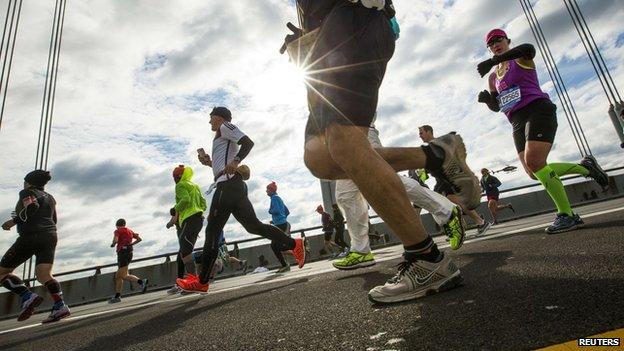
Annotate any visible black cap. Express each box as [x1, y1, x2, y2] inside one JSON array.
[[24, 170, 51, 188], [116, 218, 126, 227], [210, 106, 232, 121]]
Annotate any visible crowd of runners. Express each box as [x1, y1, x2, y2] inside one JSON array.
[[0, 0, 611, 323]]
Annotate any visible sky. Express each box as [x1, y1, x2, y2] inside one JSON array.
[[0, 0, 622, 273]]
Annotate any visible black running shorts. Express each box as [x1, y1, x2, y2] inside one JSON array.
[[511, 98, 558, 153], [304, 2, 395, 139], [117, 248, 133, 268], [0, 233, 57, 268]]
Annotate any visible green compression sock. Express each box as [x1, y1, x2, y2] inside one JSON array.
[[548, 163, 589, 177], [534, 165, 573, 216]]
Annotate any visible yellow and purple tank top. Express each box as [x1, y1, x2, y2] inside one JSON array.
[[494, 59, 550, 119]]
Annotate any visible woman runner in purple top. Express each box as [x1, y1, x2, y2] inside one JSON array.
[[476, 28, 609, 234]]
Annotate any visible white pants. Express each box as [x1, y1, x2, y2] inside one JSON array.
[[336, 179, 371, 254], [399, 176, 454, 225], [335, 176, 455, 253]]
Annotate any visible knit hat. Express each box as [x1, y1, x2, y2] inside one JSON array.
[[24, 170, 51, 188]]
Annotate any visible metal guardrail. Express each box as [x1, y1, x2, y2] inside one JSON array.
[[21, 165, 624, 283]]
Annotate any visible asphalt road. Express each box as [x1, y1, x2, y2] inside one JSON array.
[[1, 199, 623, 351]]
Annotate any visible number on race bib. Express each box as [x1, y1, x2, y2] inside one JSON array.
[[497, 85, 522, 113]]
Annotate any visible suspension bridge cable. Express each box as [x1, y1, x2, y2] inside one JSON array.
[[0, 0, 22, 132], [568, 0, 621, 102]]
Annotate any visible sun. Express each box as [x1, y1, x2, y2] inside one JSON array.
[[250, 59, 309, 107]]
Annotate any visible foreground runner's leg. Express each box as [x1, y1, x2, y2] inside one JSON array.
[[0, 273, 43, 322], [520, 141, 584, 234], [37, 264, 70, 324], [180, 176, 305, 293]]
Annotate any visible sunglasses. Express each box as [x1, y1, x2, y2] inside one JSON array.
[[487, 36, 506, 47]]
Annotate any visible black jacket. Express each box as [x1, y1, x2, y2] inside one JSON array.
[[480, 175, 502, 196], [12, 187, 57, 235]]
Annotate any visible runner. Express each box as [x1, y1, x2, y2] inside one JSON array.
[[331, 203, 349, 257], [282, 1, 474, 303], [418, 125, 492, 236], [316, 205, 342, 257], [0, 170, 70, 323], [172, 164, 206, 282], [176, 107, 305, 293], [108, 219, 148, 303], [477, 28, 608, 233], [266, 181, 293, 273], [480, 168, 514, 224]]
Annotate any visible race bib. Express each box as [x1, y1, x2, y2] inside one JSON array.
[[497, 85, 522, 113]]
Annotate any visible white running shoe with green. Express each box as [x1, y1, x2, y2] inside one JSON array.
[[332, 252, 376, 270], [368, 253, 463, 304]]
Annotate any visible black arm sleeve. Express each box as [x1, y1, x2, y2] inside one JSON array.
[[492, 43, 536, 64], [235, 136, 254, 161]]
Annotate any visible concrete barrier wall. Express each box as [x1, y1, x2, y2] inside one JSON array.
[[1, 175, 622, 318]]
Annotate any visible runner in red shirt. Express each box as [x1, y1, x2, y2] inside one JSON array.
[[108, 219, 149, 303]]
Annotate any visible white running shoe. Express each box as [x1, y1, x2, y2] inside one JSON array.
[[17, 293, 43, 322], [368, 253, 463, 304], [42, 303, 71, 324]]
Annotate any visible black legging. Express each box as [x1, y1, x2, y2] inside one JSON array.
[[175, 227, 185, 278], [273, 222, 292, 267], [199, 175, 296, 283], [176, 253, 185, 278], [178, 213, 203, 257], [334, 224, 348, 249]]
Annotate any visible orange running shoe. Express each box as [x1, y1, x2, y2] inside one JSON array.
[[291, 237, 306, 269], [177, 276, 209, 293], [176, 273, 198, 287]]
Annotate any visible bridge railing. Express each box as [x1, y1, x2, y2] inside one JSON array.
[[20, 165, 623, 284]]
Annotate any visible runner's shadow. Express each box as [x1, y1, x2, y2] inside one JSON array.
[[578, 218, 624, 230], [335, 270, 395, 291], [71, 278, 309, 351], [0, 302, 152, 350]]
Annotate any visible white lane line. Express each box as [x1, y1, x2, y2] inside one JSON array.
[[2, 205, 622, 335]]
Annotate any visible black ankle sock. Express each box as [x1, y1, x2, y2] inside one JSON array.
[[404, 240, 442, 263], [114, 293, 121, 298], [422, 145, 445, 171]]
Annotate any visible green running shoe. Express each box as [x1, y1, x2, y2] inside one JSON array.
[[443, 206, 467, 250], [332, 251, 376, 270]]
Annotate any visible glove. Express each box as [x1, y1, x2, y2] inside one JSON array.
[[478, 90, 491, 103], [279, 22, 303, 54], [477, 58, 495, 77]]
